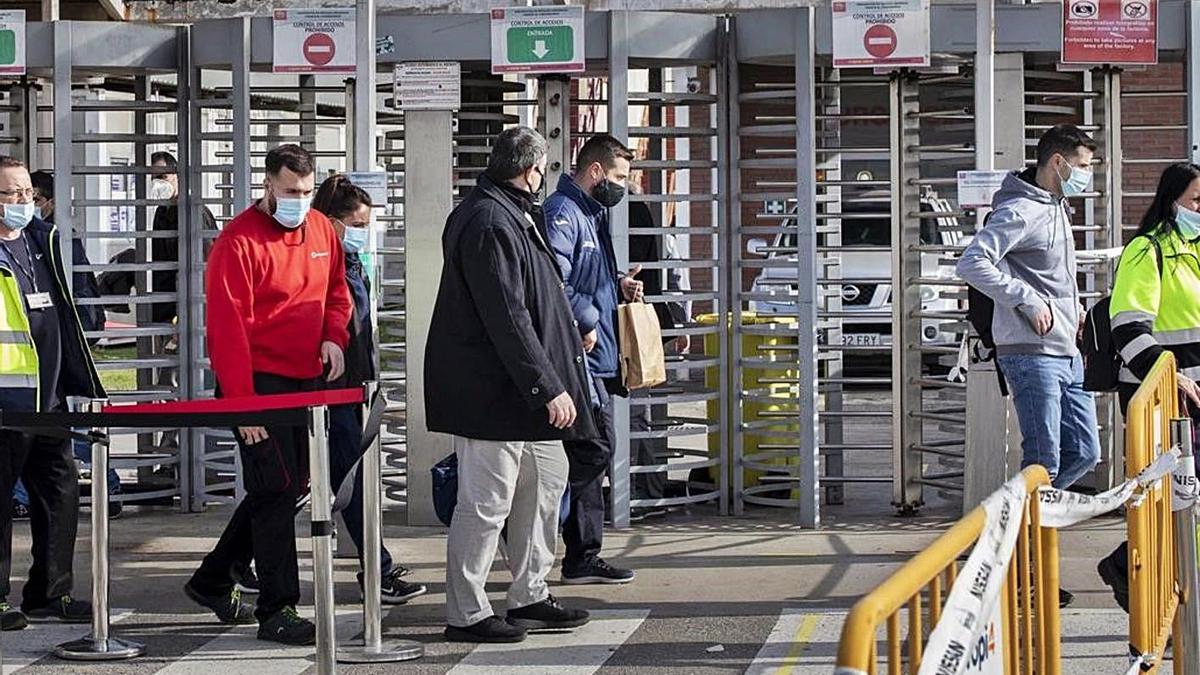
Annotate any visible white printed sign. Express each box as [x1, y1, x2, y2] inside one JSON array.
[[273, 8, 356, 74], [346, 171, 388, 208], [957, 171, 1009, 209], [832, 0, 930, 69], [0, 10, 25, 76], [394, 62, 461, 111]]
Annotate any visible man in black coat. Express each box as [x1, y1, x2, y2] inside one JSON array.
[[425, 127, 597, 644]]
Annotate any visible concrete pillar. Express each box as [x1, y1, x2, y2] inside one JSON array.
[[403, 111, 454, 526]]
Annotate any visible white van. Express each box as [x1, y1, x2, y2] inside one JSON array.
[[746, 193, 964, 354]]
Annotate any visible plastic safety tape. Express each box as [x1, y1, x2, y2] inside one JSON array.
[[1171, 451, 1198, 512], [1038, 448, 1179, 529], [918, 472, 1028, 675]]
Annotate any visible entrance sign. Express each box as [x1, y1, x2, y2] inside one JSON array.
[[273, 8, 356, 74], [394, 62, 461, 111], [490, 6, 585, 75], [1062, 0, 1157, 64], [0, 10, 25, 76], [832, 0, 930, 69], [957, 171, 1008, 209]]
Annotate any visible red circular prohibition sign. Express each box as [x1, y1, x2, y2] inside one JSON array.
[[864, 24, 898, 58], [303, 33, 336, 66]]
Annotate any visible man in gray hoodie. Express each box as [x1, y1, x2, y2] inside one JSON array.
[[957, 124, 1101, 495]]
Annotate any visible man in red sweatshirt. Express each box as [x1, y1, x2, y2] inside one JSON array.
[[183, 144, 352, 646]]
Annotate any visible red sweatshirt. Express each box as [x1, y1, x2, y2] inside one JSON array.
[[205, 204, 353, 399]]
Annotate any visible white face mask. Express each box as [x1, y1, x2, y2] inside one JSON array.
[[149, 178, 175, 202]]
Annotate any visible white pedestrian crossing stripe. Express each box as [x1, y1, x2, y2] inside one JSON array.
[[4, 609, 133, 674], [447, 609, 649, 675], [746, 609, 844, 675]]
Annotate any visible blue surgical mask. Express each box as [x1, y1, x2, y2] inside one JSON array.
[[1176, 204, 1200, 240], [272, 196, 311, 229], [3, 202, 35, 231], [1057, 159, 1092, 198], [341, 225, 370, 253]]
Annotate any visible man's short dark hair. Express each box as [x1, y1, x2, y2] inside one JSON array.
[[486, 127, 548, 181], [1036, 124, 1098, 167], [151, 151, 178, 170], [30, 170, 53, 199], [575, 134, 634, 174], [265, 144, 315, 178]]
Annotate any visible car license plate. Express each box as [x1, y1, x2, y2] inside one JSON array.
[[842, 333, 883, 346]]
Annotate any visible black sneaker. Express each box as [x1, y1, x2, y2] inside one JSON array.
[[445, 616, 527, 643], [23, 595, 90, 623], [359, 566, 427, 605], [1058, 588, 1074, 609], [0, 601, 27, 631], [257, 606, 315, 646], [184, 582, 256, 625], [11, 502, 28, 520], [231, 562, 260, 595], [562, 557, 636, 585], [506, 594, 590, 631], [108, 500, 123, 520], [1098, 554, 1130, 613]]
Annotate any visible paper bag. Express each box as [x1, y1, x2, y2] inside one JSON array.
[[618, 302, 667, 389]]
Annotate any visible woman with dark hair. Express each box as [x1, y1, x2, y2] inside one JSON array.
[[231, 174, 425, 605], [1097, 161, 1200, 612]]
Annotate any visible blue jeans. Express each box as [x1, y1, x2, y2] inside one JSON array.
[[329, 404, 393, 575], [997, 353, 1101, 489], [13, 434, 120, 507]]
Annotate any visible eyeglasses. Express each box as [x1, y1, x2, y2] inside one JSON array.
[[0, 188, 34, 199]]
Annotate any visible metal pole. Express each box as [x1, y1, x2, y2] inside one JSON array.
[[308, 405, 337, 675], [1172, 417, 1200, 675], [56, 400, 144, 660], [1189, 0, 1200, 164], [974, 0, 995, 173], [608, 9, 632, 530], [338, 384, 423, 663]]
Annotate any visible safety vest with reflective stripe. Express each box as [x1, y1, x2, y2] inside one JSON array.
[[0, 221, 104, 413], [0, 267, 38, 398], [1110, 227, 1200, 384]]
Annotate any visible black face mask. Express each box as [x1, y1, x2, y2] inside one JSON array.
[[592, 179, 626, 208]]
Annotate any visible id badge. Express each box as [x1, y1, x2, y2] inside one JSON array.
[[26, 292, 52, 310]]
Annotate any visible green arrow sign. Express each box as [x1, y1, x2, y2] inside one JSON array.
[[506, 26, 573, 64], [0, 31, 14, 66]]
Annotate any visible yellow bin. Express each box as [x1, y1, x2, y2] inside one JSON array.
[[698, 312, 801, 494]]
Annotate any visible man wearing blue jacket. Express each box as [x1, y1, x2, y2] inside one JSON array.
[[544, 134, 640, 585]]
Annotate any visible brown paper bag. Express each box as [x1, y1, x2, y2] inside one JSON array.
[[618, 302, 667, 389]]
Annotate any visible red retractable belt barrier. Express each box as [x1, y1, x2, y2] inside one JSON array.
[[0, 387, 368, 434]]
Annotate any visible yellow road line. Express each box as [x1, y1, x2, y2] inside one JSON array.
[[774, 613, 820, 675]]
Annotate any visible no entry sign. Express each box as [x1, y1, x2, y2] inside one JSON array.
[[1062, 0, 1158, 65], [273, 8, 356, 74], [832, 0, 930, 69]]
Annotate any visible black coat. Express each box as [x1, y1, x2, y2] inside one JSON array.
[[425, 174, 598, 442]]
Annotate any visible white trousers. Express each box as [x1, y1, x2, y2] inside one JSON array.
[[445, 436, 569, 627]]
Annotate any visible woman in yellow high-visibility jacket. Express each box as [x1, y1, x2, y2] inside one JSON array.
[[1097, 161, 1200, 615]]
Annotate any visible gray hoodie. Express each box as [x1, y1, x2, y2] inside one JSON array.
[[956, 169, 1081, 357]]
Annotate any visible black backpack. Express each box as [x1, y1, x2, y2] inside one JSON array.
[[1081, 237, 1163, 392], [966, 285, 1008, 396]]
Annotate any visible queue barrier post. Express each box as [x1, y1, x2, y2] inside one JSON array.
[[1172, 416, 1200, 675], [337, 382, 424, 664], [56, 398, 145, 661], [308, 404, 339, 675]]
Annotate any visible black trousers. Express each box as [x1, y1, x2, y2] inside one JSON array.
[[562, 374, 615, 571], [190, 373, 316, 621], [0, 429, 79, 607]]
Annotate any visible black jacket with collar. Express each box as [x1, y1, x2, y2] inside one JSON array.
[[424, 173, 598, 442]]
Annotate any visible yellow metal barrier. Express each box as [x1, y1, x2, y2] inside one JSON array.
[[835, 465, 1057, 675], [1125, 352, 1180, 669]]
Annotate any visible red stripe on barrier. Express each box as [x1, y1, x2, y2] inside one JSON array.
[[99, 387, 366, 416]]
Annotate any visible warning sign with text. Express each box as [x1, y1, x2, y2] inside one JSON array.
[[273, 8, 356, 74], [394, 62, 461, 111], [1062, 0, 1157, 65], [832, 0, 930, 69], [0, 10, 25, 76]]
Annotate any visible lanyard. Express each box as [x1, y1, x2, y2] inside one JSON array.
[[0, 234, 39, 294]]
